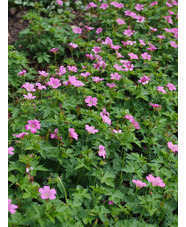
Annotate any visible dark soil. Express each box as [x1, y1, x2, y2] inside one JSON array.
[[8, 11, 29, 45]]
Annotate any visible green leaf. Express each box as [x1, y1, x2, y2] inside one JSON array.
[[109, 190, 123, 203], [101, 171, 115, 187]]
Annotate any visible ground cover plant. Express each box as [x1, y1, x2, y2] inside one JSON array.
[[8, 0, 178, 226]]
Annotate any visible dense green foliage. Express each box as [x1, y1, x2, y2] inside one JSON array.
[[8, 0, 178, 226]]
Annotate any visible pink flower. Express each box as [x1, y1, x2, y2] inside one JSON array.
[[39, 186, 56, 200], [72, 27, 82, 34], [110, 72, 121, 80], [113, 64, 124, 71], [164, 28, 172, 33], [95, 54, 103, 61], [84, 26, 94, 32], [22, 82, 36, 92], [167, 83, 176, 91], [38, 70, 49, 77], [128, 53, 139, 60], [149, 103, 162, 110], [85, 96, 98, 107], [124, 10, 132, 16], [102, 37, 113, 46], [167, 142, 178, 153], [157, 35, 166, 39], [80, 72, 91, 78], [138, 75, 151, 85], [168, 10, 175, 15], [146, 174, 166, 187], [157, 86, 166, 94], [50, 48, 59, 53], [25, 119, 41, 133], [85, 125, 98, 134], [67, 66, 78, 72], [166, 2, 172, 7], [96, 27, 102, 35], [135, 4, 144, 11], [132, 179, 147, 188], [172, 0, 178, 6], [170, 41, 178, 48], [98, 145, 106, 159], [56, 0, 63, 5], [120, 60, 131, 66], [13, 132, 29, 139], [68, 76, 84, 87], [86, 2, 97, 10], [111, 45, 121, 50], [122, 41, 136, 46], [108, 201, 114, 205], [23, 93, 36, 100], [123, 63, 134, 71], [135, 15, 145, 23], [93, 60, 106, 70], [92, 76, 104, 82], [132, 121, 140, 130], [116, 18, 125, 25], [35, 83, 46, 90], [124, 115, 140, 129], [100, 113, 111, 125], [62, 81, 70, 86], [150, 27, 158, 32], [18, 70, 26, 76], [47, 77, 61, 89], [8, 199, 18, 214], [8, 147, 14, 155], [106, 83, 117, 88], [141, 52, 151, 60], [139, 39, 146, 46], [101, 108, 110, 116], [100, 3, 109, 10], [86, 54, 95, 60], [69, 128, 78, 140], [150, 1, 158, 6], [69, 43, 78, 48], [55, 66, 66, 76], [130, 12, 138, 18], [116, 51, 124, 58], [50, 129, 62, 140], [163, 16, 173, 24], [113, 129, 122, 134], [124, 114, 134, 122], [123, 29, 134, 37], [110, 2, 124, 8], [91, 46, 102, 54]]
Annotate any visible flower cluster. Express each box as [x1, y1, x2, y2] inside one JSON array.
[[124, 115, 140, 130], [100, 108, 111, 125], [167, 142, 178, 153]]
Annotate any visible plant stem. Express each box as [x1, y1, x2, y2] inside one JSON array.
[[21, 141, 24, 155], [57, 162, 60, 174], [54, 53, 57, 66], [86, 134, 88, 149], [119, 146, 126, 185], [157, 198, 175, 225], [92, 163, 101, 206], [57, 177, 68, 204]]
